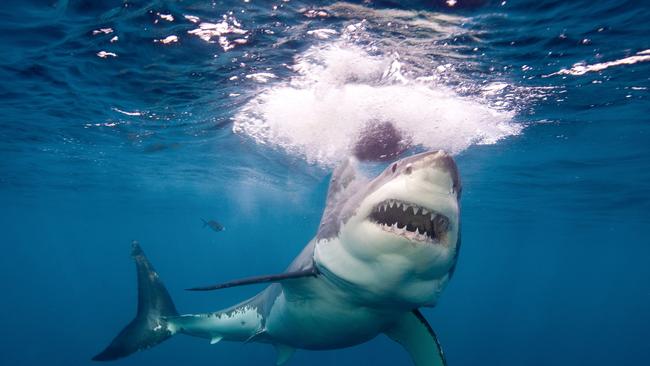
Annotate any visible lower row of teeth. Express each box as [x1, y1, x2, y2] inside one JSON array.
[[380, 222, 431, 241]]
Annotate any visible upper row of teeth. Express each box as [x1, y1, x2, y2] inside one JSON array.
[[379, 200, 432, 217]]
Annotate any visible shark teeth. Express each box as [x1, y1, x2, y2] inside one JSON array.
[[369, 199, 449, 243]]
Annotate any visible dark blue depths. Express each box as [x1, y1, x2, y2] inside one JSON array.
[[1, 1, 649, 366]]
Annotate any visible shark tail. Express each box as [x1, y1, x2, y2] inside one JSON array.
[[201, 218, 207, 228], [92, 241, 179, 361]]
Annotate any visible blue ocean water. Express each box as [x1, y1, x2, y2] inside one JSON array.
[[1, 0, 649, 365]]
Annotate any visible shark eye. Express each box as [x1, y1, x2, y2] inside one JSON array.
[[391, 163, 397, 173]]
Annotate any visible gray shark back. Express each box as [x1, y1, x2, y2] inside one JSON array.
[[317, 158, 368, 240]]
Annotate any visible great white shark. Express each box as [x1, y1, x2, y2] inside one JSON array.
[[93, 150, 462, 366]]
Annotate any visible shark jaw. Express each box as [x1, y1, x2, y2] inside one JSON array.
[[368, 199, 450, 245]]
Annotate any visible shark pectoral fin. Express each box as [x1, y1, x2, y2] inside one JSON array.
[[186, 268, 318, 292], [385, 310, 447, 366], [210, 336, 223, 345], [273, 344, 296, 366]]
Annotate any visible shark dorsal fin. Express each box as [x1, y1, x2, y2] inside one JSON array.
[[317, 158, 367, 239], [324, 157, 359, 205]]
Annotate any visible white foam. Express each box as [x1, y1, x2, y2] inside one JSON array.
[[184, 15, 200, 23], [307, 28, 338, 39], [157, 13, 174, 22], [155, 35, 178, 44], [233, 44, 518, 166], [97, 51, 117, 58], [187, 19, 246, 51], [548, 49, 650, 76], [92, 28, 113, 35], [245, 73, 277, 83], [112, 107, 141, 116]]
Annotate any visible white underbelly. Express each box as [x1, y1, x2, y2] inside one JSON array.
[[265, 279, 393, 349]]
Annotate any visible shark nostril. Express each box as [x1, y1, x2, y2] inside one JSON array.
[[391, 163, 397, 173], [404, 164, 412, 175]]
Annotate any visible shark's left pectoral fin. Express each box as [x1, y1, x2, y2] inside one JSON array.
[[186, 268, 318, 292], [273, 343, 296, 366], [385, 310, 447, 366]]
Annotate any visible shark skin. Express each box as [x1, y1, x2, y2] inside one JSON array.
[[94, 150, 462, 366]]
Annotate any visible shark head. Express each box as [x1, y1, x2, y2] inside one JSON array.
[[314, 150, 461, 308]]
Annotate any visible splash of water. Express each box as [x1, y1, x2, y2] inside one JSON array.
[[233, 43, 519, 166]]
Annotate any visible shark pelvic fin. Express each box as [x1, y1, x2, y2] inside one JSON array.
[[210, 335, 223, 345], [384, 310, 447, 366], [186, 267, 319, 292], [274, 344, 296, 366]]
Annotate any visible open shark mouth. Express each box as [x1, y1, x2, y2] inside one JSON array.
[[369, 199, 449, 244]]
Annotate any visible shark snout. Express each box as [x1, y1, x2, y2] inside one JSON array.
[[403, 150, 461, 196]]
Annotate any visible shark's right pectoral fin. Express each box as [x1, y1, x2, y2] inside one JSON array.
[[385, 310, 447, 366], [273, 343, 296, 366]]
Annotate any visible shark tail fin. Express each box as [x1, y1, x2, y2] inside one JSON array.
[[92, 241, 179, 361], [201, 218, 207, 228]]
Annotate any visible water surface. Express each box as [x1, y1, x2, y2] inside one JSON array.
[[1, 1, 649, 365]]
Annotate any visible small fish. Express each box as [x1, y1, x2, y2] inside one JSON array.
[[143, 142, 180, 153], [201, 218, 224, 232]]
